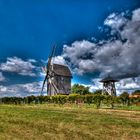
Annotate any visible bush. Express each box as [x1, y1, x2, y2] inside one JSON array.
[[1, 91, 140, 109], [51, 95, 67, 105], [119, 92, 130, 106], [84, 94, 94, 105], [67, 94, 79, 103], [93, 94, 104, 108], [103, 95, 116, 108]]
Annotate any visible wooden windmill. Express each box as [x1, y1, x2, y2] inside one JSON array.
[[41, 46, 72, 96]]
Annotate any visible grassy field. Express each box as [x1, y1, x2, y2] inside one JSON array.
[[0, 104, 140, 140]]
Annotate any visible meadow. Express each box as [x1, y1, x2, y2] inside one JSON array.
[[0, 104, 140, 140]]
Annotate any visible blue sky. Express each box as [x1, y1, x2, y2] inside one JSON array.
[[0, 0, 140, 96]]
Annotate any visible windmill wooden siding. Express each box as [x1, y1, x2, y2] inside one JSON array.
[[47, 64, 72, 96]]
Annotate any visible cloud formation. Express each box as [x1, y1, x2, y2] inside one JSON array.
[[53, 56, 66, 65], [0, 72, 5, 81], [0, 81, 46, 97], [104, 12, 128, 30], [60, 8, 140, 81], [0, 57, 37, 77]]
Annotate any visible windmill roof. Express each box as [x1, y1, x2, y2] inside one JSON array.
[[52, 64, 72, 77]]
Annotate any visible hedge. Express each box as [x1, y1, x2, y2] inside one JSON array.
[[0, 94, 140, 108]]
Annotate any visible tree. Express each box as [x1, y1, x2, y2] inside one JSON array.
[[68, 94, 80, 103], [84, 94, 94, 105], [103, 95, 116, 109], [71, 84, 90, 95], [119, 92, 130, 106], [51, 95, 67, 105], [132, 90, 140, 95], [93, 94, 104, 108], [94, 90, 102, 95]]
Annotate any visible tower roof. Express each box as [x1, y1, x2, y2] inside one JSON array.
[[52, 64, 72, 77], [100, 76, 118, 83]]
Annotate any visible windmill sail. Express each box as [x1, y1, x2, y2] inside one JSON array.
[[41, 75, 47, 95], [41, 45, 57, 95]]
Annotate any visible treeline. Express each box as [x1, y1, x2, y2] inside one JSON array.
[[0, 92, 140, 108]]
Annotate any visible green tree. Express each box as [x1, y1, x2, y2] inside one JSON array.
[[84, 94, 94, 105], [119, 92, 130, 106], [68, 94, 79, 103], [93, 94, 104, 108], [132, 90, 140, 95], [103, 95, 116, 109], [71, 84, 90, 95], [94, 90, 102, 95]]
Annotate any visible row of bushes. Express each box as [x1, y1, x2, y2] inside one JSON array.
[[0, 94, 140, 108]]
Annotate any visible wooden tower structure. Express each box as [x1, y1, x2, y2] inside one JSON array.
[[100, 76, 118, 96]]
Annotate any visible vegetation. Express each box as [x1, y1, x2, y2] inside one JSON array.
[[0, 93, 140, 109], [71, 84, 90, 94], [0, 104, 140, 140], [132, 90, 140, 95], [119, 92, 130, 106]]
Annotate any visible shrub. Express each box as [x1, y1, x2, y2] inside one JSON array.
[[119, 92, 130, 106], [84, 94, 94, 105], [93, 94, 104, 109], [51, 95, 67, 105], [103, 95, 116, 108]]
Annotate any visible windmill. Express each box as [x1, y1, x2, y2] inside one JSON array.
[[41, 45, 72, 96]]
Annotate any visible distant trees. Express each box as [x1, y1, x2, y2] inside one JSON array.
[[94, 90, 102, 95], [129, 90, 140, 106], [0, 90, 140, 108], [119, 92, 130, 106], [132, 90, 140, 95], [1, 97, 24, 104], [71, 84, 90, 95]]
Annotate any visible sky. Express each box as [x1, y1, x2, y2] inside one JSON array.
[[0, 0, 140, 96]]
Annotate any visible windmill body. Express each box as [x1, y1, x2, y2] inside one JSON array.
[[41, 46, 72, 96], [47, 64, 72, 96]]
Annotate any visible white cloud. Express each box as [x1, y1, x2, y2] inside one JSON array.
[[28, 59, 37, 63], [132, 8, 140, 22], [104, 12, 128, 30], [116, 77, 140, 90], [88, 78, 103, 92], [0, 72, 5, 81], [52, 56, 66, 65], [62, 40, 97, 75], [60, 8, 140, 80], [0, 57, 37, 76], [0, 81, 47, 97]]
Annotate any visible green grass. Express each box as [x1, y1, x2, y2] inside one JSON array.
[[0, 104, 140, 140], [115, 105, 140, 111]]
